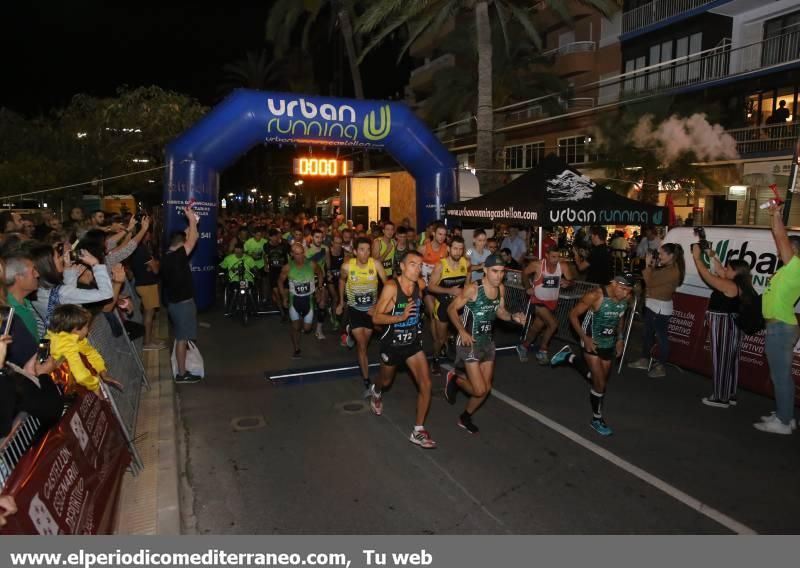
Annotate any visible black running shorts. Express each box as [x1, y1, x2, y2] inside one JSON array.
[[379, 343, 423, 367], [348, 306, 373, 330]]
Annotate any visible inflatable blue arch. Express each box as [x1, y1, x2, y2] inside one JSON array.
[[164, 90, 457, 309]]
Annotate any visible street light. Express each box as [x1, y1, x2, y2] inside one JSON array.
[[250, 188, 258, 193]]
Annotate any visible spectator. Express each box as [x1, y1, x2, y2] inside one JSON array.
[[486, 237, 499, 255], [129, 225, 164, 350], [501, 226, 526, 264], [636, 225, 662, 258], [466, 229, 491, 282], [691, 245, 751, 408], [755, 204, 800, 434], [29, 243, 114, 338], [4, 251, 41, 342], [772, 100, 790, 123], [0, 212, 22, 234], [610, 231, 629, 252], [161, 206, 201, 384], [628, 243, 685, 378], [47, 304, 122, 398], [88, 210, 106, 230], [574, 226, 612, 285], [0, 496, 16, 528], [499, 248, 522, 270]]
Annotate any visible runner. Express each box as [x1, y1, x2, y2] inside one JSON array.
[[427, 236, 469, 376], [244, 227, 268, 305], [516, 247, 575, 364], [264, 228, 291, 320], [372, 221, 397, 278], [445, 255, 526, 434], [306, 228, 330, 340], [420, 223, 449, 321], [550, 275, 633, 436], [327, 234, 346, 331], [337, 237, 388, 393], [393, 226, 412, 277], [341, 228, 355, 256], [369, 249, 437, 449], [279, 243, 325, 358], [466, 229, 491, 283]]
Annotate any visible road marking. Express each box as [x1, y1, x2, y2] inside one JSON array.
[[491, 388, 757, 535]]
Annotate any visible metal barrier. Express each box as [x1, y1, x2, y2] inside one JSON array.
[[0, 414, 41, 488], [503, 277, 638, 374]]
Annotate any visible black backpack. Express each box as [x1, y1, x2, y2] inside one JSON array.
[[736, 286, 765, 336]]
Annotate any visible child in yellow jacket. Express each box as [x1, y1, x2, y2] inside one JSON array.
[[47, 304, 122, 397]]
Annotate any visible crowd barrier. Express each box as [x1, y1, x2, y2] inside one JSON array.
[[503, 272, 638, 373], [0, 277, 149, 532]]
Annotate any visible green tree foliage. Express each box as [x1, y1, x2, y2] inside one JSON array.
[[0, 86, 208, 198]]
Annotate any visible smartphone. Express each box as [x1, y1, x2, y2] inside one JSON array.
[[37, 338, 51, 365], [2, 306, 14, 336]]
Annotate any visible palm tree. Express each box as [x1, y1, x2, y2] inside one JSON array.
[[266, 0, 366, 101], [356, 0, 618, 192], [220, 49, 282, 92]]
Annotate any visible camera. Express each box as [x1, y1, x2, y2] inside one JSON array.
[[693, 227, 711, 251]]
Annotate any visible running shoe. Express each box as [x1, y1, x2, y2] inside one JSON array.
[[409, 429, 437, 448], [292, 349, 301, 359], [458, 414, 479, 434], [515, 344, 529, 363], [728, 397, 737, 407], [445, 370, 459, 405], [369, 384, 382, 416], [647, 364, 666, 378], [701, 396, 729, 408], [315, 328, 326, 340], [758, 412, 797, 431], [346, 326, 355, 349], [535, 350, 550, 365], [627, 357, 650, 370], [550, 345, 573, 367], [590, 418, 613, 436], [431, 358, 442, 376]]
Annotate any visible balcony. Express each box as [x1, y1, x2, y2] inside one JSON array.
[[542, 41, 597, 76], [619, 26, 800, 98], [727, 122, 800, 156], [408, 53, 456, 92], [622, 0, 730, 37]]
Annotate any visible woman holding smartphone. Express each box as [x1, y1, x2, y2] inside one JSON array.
[[30, 242, 114, 337], [691, 245, 753, 408]]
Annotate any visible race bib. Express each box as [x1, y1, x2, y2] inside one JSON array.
[[270, 258, 284, 267], [543, 276, 558, 288], [478, 322, 493, 335], [392, 330, 415, 345], [600, 327, 616, 336], [355, 292, 374, 306], [294, 282, 312, 295]]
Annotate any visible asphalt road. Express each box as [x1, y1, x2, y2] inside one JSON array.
[[176, 306, 800, 534]]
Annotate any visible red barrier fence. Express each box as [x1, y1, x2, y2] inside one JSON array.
[[0, 389, 130, 534], [668, 292, 800, 403]]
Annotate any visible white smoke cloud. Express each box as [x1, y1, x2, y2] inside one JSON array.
[[629, 113, 738, 164]]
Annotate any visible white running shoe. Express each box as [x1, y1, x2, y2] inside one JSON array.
[[758, 412, 797, 431]]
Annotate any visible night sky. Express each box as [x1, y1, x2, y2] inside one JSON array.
[[3, 2, 413, 116]]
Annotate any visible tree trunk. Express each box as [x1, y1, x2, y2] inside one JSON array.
[[475, 1, 493, 194], [337, 6, 371, 170]]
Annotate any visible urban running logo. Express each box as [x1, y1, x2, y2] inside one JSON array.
[[449, 207, 538, 221], [546, 170, 596, 202], [362, 105, 391, 141]]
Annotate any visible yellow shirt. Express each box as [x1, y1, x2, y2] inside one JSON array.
[[47, 330, 107, 392], [345, 258, 379, 311]]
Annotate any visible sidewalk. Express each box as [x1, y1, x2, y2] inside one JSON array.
[[114, 319, 181, 535]]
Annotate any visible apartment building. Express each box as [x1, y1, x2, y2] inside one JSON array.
[[413, 0, 800, 226]]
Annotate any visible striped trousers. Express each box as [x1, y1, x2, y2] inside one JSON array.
[[706, 311, 742, 402]]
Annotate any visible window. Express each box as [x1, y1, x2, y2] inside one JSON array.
[[762, 10, 800, 67], [558, 136, 587, 164], [504, 142, 545, 170]]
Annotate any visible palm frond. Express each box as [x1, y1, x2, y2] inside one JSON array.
[[502, 1, 542, 49]]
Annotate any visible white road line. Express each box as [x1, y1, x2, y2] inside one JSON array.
[[491, 388, 757, 535]]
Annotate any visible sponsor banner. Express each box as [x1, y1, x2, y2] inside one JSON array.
[[0, 391, 131, 535]]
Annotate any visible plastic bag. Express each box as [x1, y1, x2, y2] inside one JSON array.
[[170, 340, 205, 378]]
